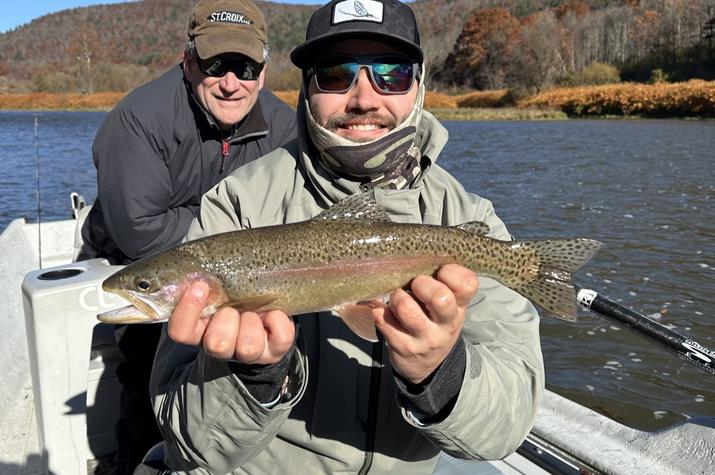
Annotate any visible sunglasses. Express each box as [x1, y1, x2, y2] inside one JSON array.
[[198, 56, 265, 80], [312, 55, 419, 95]]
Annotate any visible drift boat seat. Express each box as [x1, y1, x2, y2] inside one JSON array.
[[22, 258, 126, 475]]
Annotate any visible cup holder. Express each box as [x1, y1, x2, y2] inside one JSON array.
[[37, 268, 85, 281]]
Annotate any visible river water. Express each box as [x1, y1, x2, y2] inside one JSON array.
[[1, 111, 713, 431]]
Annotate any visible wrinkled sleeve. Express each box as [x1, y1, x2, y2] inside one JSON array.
[[151, 326, 307, 472], [93, 107, 197, 260], [399, 194, 545, 461]]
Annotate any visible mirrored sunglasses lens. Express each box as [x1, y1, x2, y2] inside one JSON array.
[[372, 60, 414, 92], [201, 58, 227, 77], [315, 58, 358, 91], [200, 58, 263, 80], [235, 61, 263, 80]]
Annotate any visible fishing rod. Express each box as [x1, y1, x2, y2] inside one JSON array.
[[575, 285, 715, 377], [34, 115, 42, 269]]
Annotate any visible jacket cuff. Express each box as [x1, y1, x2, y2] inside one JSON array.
[[227, 346, 296, 404], [393, 336, 466, 423]]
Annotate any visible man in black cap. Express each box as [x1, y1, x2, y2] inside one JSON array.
[[80, 1, 296, 472], [151, 1, 544, 473]]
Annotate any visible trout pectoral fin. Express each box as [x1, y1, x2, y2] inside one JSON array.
[[336, 304, 379, 342], [218, 295, 278, 313]]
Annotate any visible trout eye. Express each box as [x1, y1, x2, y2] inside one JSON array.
[[134, 277, 154, 293]]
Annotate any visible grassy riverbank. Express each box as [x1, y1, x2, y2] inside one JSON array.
[[1, 81, 713, 119], [429, 107, 567, 121], [271, 90, 567, 119], [521, 80, 715, 118], [0, 92, 126, 111]]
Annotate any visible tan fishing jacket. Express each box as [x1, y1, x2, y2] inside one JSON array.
[[150, 107, 545, 474]]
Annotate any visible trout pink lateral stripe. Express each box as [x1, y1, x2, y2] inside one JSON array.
[[246, 255, 456, 284]]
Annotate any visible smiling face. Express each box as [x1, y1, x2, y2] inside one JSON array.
[[183, 51, 265, 132], [307, 38, 419, 144]]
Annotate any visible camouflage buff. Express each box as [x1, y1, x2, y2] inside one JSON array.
[[304, 79, 426, 190]]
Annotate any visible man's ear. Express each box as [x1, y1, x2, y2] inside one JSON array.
[[182, 50, 194, 75], [257, 64, 267, 90]]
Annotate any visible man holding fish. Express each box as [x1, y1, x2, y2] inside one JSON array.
[[121, 0, 598, 472]]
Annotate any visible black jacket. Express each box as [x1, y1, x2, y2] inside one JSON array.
[[82, 65, 296, 264]]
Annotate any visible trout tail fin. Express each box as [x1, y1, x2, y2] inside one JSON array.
[[513, 239, 602, 321]]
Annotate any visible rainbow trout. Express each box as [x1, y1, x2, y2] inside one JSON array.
[[98, 193, 602, 340]]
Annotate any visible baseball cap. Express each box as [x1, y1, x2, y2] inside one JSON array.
[[290, 0, 423, 69], [188, 0, 267, 63]]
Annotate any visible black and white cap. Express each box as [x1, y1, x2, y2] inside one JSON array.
[[290, 0, 423, 69]]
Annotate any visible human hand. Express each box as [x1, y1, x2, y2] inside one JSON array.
[[373, 264, 478, 385], [167, 281, 295, 364]]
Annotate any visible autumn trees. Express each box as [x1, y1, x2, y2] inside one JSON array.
[[1, 0, 715, 94], [436, 0, 715, 92], [439, 8, 520, 89]]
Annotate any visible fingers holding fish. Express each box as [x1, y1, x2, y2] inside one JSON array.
[[408, 264, 475, 329], [436, 264, 479, 310], [167, 281, 211, 346], [409, 272, 465, 347], [234, 311, 266, 363], [375, 273, 467, 384], [410, 274, 460, 329], [389, 287, 432, 335], [231, 310, 294, 365], [262, 310, 296, 363], [262, 310, 296, 349], [203, 307, 240, 360]]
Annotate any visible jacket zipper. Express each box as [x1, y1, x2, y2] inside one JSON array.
[[357, 339, 384, 475], [220, 139, 229, 174], [218, 129, 268, 175]]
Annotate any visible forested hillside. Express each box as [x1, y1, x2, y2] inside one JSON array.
[[0, 0, 315, 92], [0, 0, 713, 94], [439, 0, 715, 92]]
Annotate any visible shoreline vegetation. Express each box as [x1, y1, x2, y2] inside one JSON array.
[[0, 81, 713, 120]]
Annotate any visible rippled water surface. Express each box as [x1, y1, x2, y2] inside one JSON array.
[[0, 111, 101, 227], [1, 112, 713, 430], [441, 119, 715, 430]]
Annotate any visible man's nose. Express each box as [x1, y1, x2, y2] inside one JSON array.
[[347, 67, 379, 111], [219, 71, 241, 93]]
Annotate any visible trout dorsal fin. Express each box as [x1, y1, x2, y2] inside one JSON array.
[[314, 192, 391, 223], [456, 221, 491, 236]]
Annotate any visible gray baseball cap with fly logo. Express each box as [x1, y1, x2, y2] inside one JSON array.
[[290, 0, 423, 69]]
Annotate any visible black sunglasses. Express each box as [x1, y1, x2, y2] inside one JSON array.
[[198, 56, 265, 80], [312, 55, 419, 95]]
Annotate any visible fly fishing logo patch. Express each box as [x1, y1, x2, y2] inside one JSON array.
[[208, 11, 254, 25], [333, 0, 383, 24]]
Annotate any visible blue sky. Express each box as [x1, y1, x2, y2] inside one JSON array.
[[0, 0, 325, 34]]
